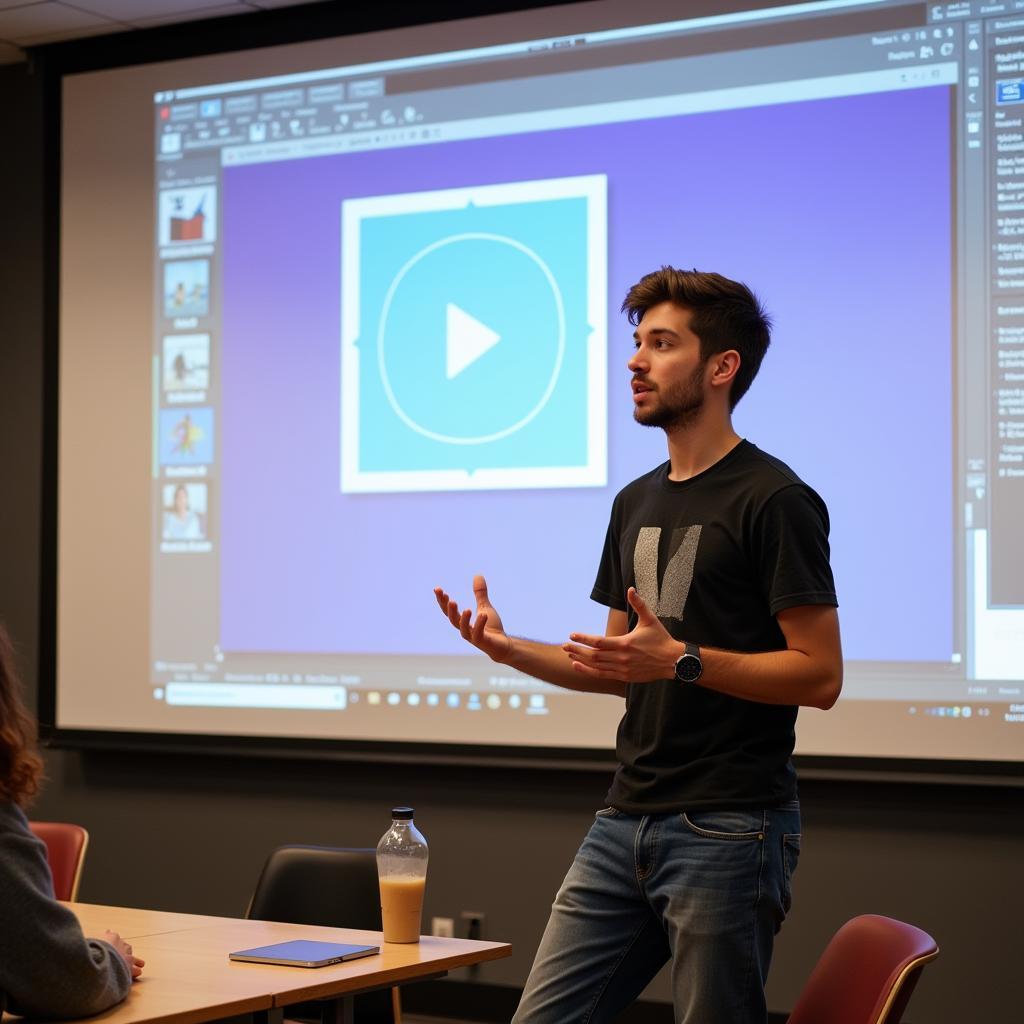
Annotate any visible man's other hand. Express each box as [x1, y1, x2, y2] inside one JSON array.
[[564, 587, 679, 682], [434, 575, 513, 664]]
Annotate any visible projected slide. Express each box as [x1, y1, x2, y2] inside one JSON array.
[[55, 0, 1024, 761], [216, 89, 952, 661], [340, 176, 607, 493]]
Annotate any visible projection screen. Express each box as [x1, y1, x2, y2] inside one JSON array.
[[53, 0, 1024, 766]]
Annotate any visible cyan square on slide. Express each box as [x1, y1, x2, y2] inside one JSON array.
[[340, 176, 607, 493]]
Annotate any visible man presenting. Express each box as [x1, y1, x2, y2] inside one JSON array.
[[435, 267, 841, 1024]]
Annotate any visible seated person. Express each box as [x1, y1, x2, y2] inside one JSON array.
[[0, 623, 144, 1018]]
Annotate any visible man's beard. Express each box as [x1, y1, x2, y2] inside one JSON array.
[[633, 360, 707, 430]]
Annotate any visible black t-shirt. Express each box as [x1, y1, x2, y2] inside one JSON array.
[[591, 440, 838, 813]]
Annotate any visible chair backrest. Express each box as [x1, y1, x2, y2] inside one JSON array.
[[787, 914, 939, 1024], [247, 845, 382, 929], [28, 821, 90, 901], [247, 845, 395, 1024]]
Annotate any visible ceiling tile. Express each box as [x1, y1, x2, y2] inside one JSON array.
[[128, 3, 253, 27], [23, 20, 127, 43], [73, 0, 248, 20], [0, 3, 114, 44], [246, 0, 331, 7], [0, 1, 44, 10]]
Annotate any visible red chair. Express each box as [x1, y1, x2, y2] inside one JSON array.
[[787, 914, 939, 1024], [28, 821, 90, 901]]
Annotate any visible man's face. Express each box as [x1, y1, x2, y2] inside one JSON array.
[[628, 302, 708, 430]]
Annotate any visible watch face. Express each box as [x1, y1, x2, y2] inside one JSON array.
[[675, 654, 702, 683]]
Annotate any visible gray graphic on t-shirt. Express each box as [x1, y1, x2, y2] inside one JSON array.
[[633, 525, 702, 621]]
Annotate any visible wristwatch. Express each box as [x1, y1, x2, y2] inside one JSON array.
[[673, 642, 703, 684]]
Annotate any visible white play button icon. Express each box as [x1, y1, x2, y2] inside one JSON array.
[[446, 302, 501, 379]]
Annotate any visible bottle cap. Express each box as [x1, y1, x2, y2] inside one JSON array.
[[392, 806, 414, 820]]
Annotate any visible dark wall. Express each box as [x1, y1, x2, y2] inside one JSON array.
[[1, 15, 1023, 1020]]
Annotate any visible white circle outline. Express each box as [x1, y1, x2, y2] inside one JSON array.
[[376, 231, 566, 446]]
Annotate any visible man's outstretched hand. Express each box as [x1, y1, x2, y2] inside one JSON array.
[[563, 587, 680, 682], [434, 575, 513, 664]]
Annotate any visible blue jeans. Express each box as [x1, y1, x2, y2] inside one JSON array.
[[512, 802, 801, 1024]]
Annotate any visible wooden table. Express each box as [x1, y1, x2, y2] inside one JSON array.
[[32, 903, 511, 1024]]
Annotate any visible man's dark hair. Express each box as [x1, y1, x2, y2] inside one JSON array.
[[621, 267, 772, 410]]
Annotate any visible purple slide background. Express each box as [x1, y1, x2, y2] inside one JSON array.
[[220, 87, 953, 661]]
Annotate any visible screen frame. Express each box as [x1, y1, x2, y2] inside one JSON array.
[[33, 0, 1024, 785]]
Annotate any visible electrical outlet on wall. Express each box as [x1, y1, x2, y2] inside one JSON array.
[[460, 910, 486, 939], [431, 916, 455, 938]]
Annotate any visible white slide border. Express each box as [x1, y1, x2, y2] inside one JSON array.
[[340, 174, 607, 494]]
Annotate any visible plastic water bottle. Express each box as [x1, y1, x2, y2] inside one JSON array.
[[376, 807, 428, 943]]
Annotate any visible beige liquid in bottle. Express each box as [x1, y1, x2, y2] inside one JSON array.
[[379, 876, 426, 943]]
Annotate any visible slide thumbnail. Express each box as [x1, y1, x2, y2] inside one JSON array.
[[164, 259, 210, 318], [163, 334, 210, 391], [159, 186, 217, 246], [161, 481, 208, 540], [158, 407, 214, 466]]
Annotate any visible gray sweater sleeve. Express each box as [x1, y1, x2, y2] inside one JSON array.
[[0, 802, 132, 1019]]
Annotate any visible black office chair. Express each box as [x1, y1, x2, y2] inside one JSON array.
[[246, 845, 398, 1024]]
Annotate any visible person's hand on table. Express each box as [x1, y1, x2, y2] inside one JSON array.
[[104, 930, 146, 979]]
